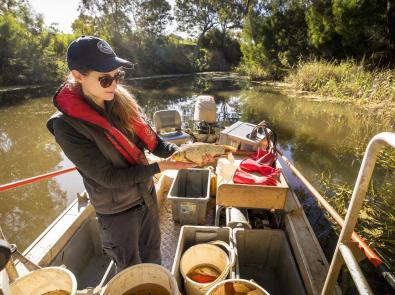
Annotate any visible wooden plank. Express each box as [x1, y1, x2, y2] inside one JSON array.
[[284, 188, 341, 295], [216, 177, 287, 209]]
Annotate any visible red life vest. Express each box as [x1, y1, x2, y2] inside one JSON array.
[[54, 84, 158, 165]]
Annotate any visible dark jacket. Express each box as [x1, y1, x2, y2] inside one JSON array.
[[47, 92, 178, 215]]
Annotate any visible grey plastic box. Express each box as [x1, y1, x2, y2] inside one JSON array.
[[168, 169, 211, 225], [234, 229, 306, 295], [218, 121, 267, 151], [171, 226, 232, 292]]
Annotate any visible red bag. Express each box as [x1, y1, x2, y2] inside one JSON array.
[[233, 168, 278, 186], [240, 158, 280, 178], [250, 149, 277, 167]]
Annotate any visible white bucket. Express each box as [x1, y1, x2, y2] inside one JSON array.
[[206, 279, 270, 295], [101, 263, 179, 295], [180, 241, 235, 295], [10, 266, 77, 295], [194, 95, 216, 123]]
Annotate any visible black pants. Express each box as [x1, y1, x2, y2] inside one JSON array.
[[97, 204, 161, 272]]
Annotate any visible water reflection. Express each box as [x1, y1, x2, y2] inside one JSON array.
[[239, 86, 394, 274], [0, 130, 13, 152], [0, 98, 84, 249]]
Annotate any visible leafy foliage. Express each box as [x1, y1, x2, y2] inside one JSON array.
[[0, 1, 73, 86], [238, 0, 310, 79], [239, 0, 394, 79], [1, 0, 394, 85]]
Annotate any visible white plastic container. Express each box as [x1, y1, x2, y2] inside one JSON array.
[[206, 278, 270, 295], [168, 169, 211, 225], [179, 241, 234, 295], [171, 226, 232, 294], [10, 267, 77, 295], [234, 229, 306, 294], [194, 95, 216, 123], [101, 263, 178, 295]]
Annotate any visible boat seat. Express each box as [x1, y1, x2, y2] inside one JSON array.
[[153, 110, 191, 145]]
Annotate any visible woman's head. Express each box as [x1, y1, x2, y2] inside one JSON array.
[[66, 36, 144, 132], [66, 36, 131, 101], [70, 68, 125, 101]]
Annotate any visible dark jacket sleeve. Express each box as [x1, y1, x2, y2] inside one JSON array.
[[52, 118, 160, 189], [151, 134, 180, 158]]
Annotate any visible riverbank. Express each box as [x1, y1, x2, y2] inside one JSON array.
[[241, 60, 395, 125], [0, 84, 58, 106], [255, 79, 395, 124], [285, 60, 395, 123]]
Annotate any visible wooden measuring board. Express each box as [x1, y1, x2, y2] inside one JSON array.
[[216, 157, 288, 210]]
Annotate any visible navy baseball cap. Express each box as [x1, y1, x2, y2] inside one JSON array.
[[67, 36, 132, 72]]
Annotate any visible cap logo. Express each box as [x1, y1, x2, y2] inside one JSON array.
[[97, 40, 113, 55]]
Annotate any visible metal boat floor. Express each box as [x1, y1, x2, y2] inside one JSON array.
[[159, 196, 217, 270], [78, 255, 113, 289], [159, 198, 181, 270]]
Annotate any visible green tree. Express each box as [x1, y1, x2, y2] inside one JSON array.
[[71, 14, 97, 37], [332, 0, 388, 58], [175, 0, 248, 65], [78, 0, 134, 47], [135, 0, 172, 38], [240, 0, 309, 78], [0, 1, 71, 86], [306, 0, 390, 60], [305, 0, 342, 58], [175, 0, 220, 62], [201, 28, 241, 69]]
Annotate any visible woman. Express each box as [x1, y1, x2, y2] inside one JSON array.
[[47, 36, 197, 272]]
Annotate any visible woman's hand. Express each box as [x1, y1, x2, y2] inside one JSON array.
[[157, 158, 197, 171]]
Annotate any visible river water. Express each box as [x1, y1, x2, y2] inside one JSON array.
[[0, 74, 393, 292]]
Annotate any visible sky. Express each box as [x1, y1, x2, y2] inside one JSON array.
[[29, 0, 80, 33], [29, 0, 180, 35]]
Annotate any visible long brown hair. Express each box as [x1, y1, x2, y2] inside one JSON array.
[[67, 71, 144, 135]]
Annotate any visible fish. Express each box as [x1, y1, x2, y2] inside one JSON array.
[[171, 143, 236, 166]]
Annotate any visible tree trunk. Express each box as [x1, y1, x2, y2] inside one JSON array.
[[193, 30, 207, 64]]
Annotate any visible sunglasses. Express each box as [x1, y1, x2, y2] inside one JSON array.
[[98, 70, 125, 88]]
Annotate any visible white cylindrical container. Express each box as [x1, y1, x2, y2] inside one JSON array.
[[194, 96, 216, 123], [10, 267, 77, 295], [206, 279, 270, 295], [180, 241, 234, 295], [101, 263, 179, 295]]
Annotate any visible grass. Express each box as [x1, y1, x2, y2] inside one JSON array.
[[285, 59, 395, 105], [235, 63, 272, 81], [320, 174, 394, 270]]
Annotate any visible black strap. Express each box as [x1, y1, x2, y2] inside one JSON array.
[[247, 120, 277, 153]]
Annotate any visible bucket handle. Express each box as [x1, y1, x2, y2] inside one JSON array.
[[200, 240, 235, 290]]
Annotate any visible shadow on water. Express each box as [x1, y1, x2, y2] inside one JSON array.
[[0, 74, 393, 293]]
